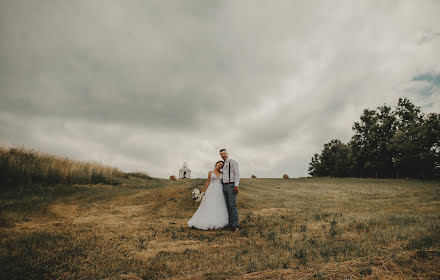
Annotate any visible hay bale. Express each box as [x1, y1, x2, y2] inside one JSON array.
[[282, 174, 289, 179], [251, 175, 257, 178], [169, 175, 177, 181]]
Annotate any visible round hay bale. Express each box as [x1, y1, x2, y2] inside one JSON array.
[[282, 174, 289, 179], [169, 175, 177, 181], [251, 175, 257, 178]]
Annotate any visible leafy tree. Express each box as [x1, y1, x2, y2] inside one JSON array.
[[423, 113, 440, 177], [309, 140, 352, 177], [391, 98, 425, 178], [308, 153, 324, 177], [392, 111, 440, 178], [309, 98, 439, 179]]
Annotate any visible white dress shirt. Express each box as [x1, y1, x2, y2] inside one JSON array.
[[222, 158, 240, 187]]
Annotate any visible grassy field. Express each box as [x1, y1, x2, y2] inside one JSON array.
[[1, 176, 440, 279], [0, 146, 132, 186]]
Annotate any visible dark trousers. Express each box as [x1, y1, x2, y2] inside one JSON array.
[[222, 182, 239, 228]]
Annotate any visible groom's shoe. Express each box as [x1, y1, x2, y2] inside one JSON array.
[[227, 226, 236, 232]]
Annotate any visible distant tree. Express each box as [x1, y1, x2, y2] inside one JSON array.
[[391, 104, 440, 178], [394, 98, 423, 131], [376, 105, 397, 177], [391, 98, 425, 178], [309, 140, 352, 177], [309, 98, 439, 179], [350, 105, 396, 178], [321, 140, 352, 177], [308, 153, 324, 176], [351, 109, 380, 177], [423, 113, 440, 177]]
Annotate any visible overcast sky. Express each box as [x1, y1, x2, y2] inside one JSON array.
[[1, 1, 439, 178]]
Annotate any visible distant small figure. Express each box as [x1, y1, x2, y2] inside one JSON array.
[[170, 175, 177, 181], [251, 175, 257, 178], [283, 174, 289, 179]]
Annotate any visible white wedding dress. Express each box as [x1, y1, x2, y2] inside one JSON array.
[[187, 172, 229, 230]]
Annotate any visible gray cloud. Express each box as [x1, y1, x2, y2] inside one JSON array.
[[1, 0, 439, 178]]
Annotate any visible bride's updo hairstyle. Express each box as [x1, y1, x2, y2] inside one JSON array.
[[215, 160, 224, 168]]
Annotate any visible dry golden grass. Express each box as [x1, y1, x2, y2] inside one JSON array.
[[1, 177, 439, 279], [0, 145, 136, 185]]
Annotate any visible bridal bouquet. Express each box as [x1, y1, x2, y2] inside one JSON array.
[[191, 188, 204, 202]]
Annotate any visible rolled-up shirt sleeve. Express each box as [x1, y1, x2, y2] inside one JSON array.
[[232, 160, 240, 187]]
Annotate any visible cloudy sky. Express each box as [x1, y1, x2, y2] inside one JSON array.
[[1, 1, 439, 178]]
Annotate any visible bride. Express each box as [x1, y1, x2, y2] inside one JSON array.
[[187, 160, 229, 230]]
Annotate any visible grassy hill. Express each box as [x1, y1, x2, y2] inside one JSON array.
[[0, 146, 140, 186], [1, 148, 439, 279]]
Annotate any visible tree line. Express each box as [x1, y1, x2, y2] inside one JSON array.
[[308, 98, 440, 179]]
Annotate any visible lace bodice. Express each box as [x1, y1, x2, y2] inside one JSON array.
[[210, 171, 222, 182]]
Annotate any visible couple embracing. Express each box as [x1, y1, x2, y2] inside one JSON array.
[[187, 149, 240, 232]]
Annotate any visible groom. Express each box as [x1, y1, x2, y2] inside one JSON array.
[[220, 148, 240, 232]]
